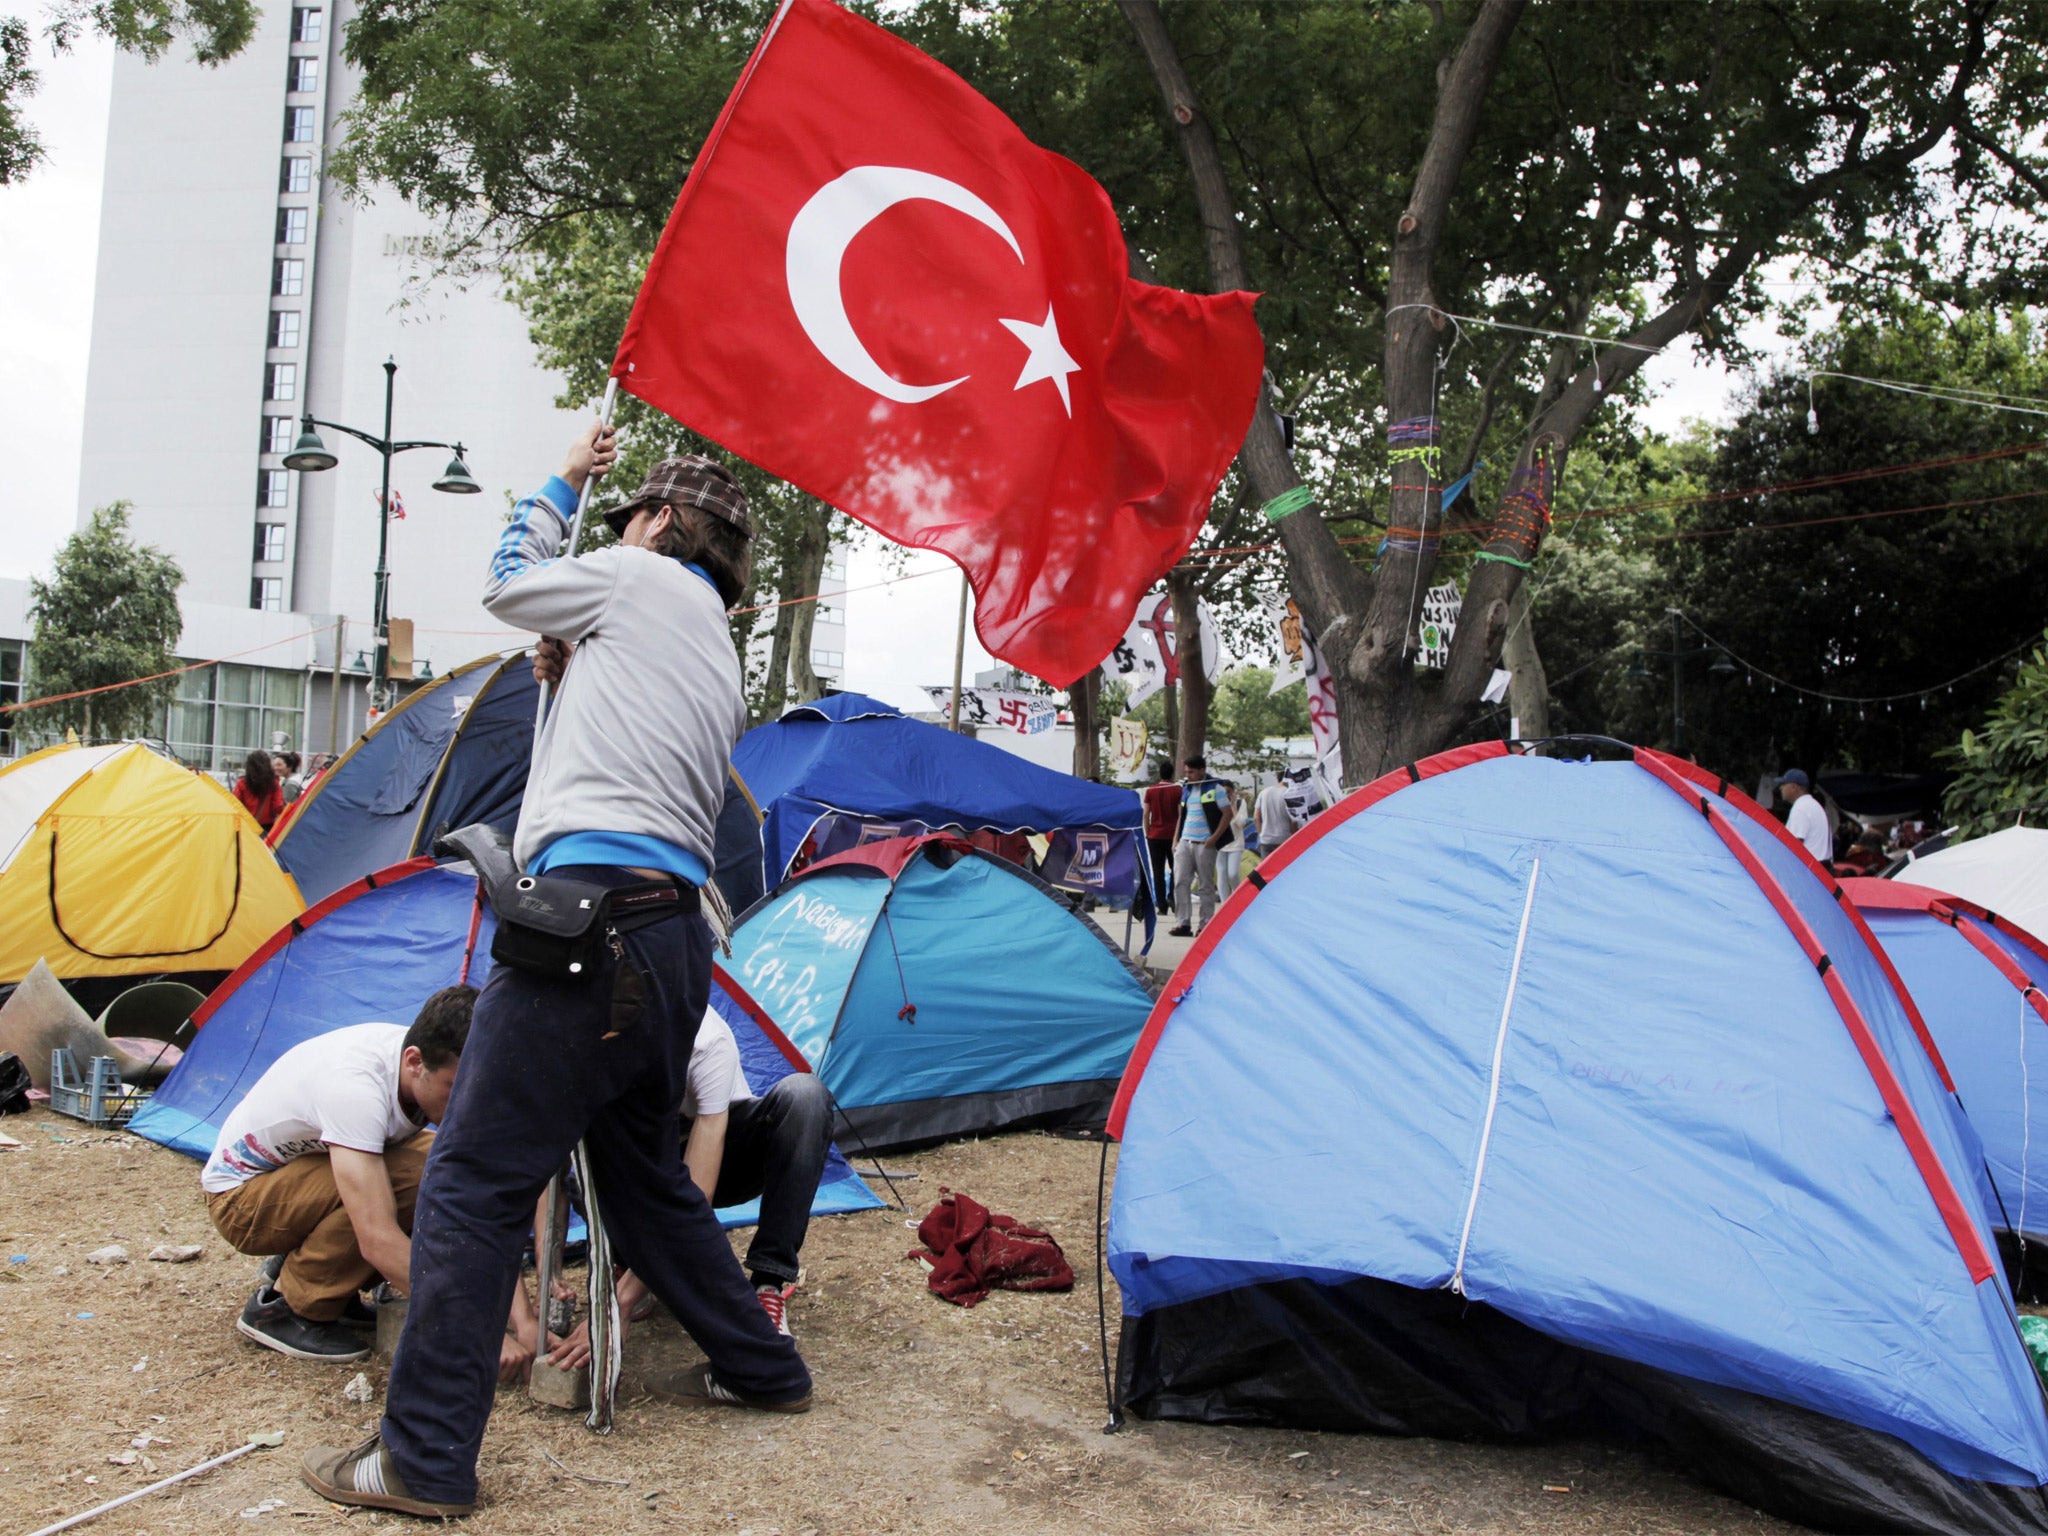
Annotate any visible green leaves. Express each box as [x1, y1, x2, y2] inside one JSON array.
[[26, 502, 185, 742]]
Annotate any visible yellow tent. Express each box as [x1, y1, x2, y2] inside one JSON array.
[[0, 743, 306, 982]]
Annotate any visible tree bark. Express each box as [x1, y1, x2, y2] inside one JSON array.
[[1499, 581, 1547, 741], [1071, 667, 1101, 779], [781, 504, 833, 705], [1166, 569, 1210, 767]]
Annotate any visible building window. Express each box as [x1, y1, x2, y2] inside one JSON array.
[[258, 469, 290, 508], [265, 363, 297, 401], [277, 207, 308, 245], [288, 56, 319, 93], [269, 310, 301, 349], [167, 662, 306, 770], [285, 106, 316, 143], [811, 650, 844, 670], [0, 640, 24, 758], [273, 259, 304, 296], [291, 8, 322, 43], [280, 156, 313, 194], [250, 577, 284, 612], [255, 523, 287, 563], [263, 414, 294, 454]]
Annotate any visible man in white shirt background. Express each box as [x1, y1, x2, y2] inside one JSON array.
[[1778, 768, 1834, 865], [204, 987, 482, 1365]]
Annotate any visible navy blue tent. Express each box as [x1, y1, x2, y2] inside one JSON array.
[[129, 859, 880, 1228], [1849, 876, 2048, 1279], [726, 834, 1155, 1150], [275, 651, 766, 913], [731, 693, 1145, 898], [276, 654, 536, 905], [1107, 743, 2048, 1535]]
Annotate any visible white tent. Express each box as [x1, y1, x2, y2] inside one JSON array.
[[1897, 826, 2048, 943]]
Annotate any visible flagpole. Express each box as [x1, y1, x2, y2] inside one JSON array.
[[533, 375, 621, 732], [948, 570, 970, 732]]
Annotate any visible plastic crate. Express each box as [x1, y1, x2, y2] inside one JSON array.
[[49, 1049, 148, 1127]]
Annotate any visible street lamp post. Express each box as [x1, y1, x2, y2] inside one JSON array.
[[1651, 606, 1737, 756], [283, 357, 480, 710]]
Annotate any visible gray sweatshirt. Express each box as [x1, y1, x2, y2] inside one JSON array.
[[483, 474, 747, 877]]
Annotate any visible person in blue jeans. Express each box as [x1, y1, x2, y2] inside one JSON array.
[[302, 425, 811, 1520]]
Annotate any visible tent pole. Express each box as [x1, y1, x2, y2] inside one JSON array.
[[948, 571, 970, 732]]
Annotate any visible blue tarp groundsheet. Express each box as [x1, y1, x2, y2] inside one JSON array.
[[1106, 743, 2048, 1535], [731, 692, 1145, 897], [129, 860, 880, 1228]]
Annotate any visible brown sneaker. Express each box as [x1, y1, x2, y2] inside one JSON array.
[[643, 1360, 812, 1413], [301, 1433, 474, 1518]]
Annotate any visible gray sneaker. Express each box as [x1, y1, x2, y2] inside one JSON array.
[[257, 1256, 375, 1328], [237, 1285, 370, 1363]]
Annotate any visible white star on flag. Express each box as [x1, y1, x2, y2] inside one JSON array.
[[999, 306, 1081, 415]]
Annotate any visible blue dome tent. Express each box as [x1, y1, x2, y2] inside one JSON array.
[[276, 653, 538, 905], [1849, 875, 2048, 1284], [129, 859, 880, 1227], [1106, 742, 2048, 1535], [274, 650, 767, 913], [731, 693, 1146, 900], [726, 834, 1155, 1151]]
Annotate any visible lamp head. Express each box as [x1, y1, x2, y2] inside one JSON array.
[[432, 447, 481, 495], [283, 420, 338, 473]]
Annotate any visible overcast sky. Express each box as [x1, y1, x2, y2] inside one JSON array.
[[0, 15, 1758, 713]]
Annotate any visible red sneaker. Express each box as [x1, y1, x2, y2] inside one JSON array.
[[755, 1282, 795, 1337]]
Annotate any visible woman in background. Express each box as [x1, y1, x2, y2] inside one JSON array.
[[234, 748, 284, 832]]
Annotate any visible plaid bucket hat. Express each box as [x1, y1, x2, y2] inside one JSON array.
[[603, 455, 753, 540]]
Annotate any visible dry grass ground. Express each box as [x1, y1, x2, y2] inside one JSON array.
[[0, 1111, 1794, 1535]]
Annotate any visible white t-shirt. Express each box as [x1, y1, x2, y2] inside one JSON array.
[[202, 1023, 424, 1194], [1786, 794, 1832, 863], [1255, 783, 1296, 850], [680, 1010, 755, 1121]]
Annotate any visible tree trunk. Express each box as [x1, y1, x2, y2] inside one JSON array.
[[1162, 669, 1179, 763], [1500, 581, 1548, 742], [1071, 667, 1101, 779], [1166, 570, 1210, 766], [782, 505, 833, 705], [1121, 0, 1525, 786], [762, 590, 795, 719]]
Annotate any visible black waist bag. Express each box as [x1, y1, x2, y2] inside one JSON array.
[[437, 823, 695, 983]]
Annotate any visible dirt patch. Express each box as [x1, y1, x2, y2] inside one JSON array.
[[0, 1114, 1791, 1534]]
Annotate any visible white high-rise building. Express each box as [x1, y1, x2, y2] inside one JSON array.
[[62, 0, 847, 764]]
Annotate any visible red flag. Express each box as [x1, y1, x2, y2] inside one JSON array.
[[615, 0, 1264, 686]]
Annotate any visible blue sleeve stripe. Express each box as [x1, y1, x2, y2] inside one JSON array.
[[489, 477, 579, 584]]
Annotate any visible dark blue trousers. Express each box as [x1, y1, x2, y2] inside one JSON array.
[[381, 886, 810, 1504], [700, 1073, 832, 1286]]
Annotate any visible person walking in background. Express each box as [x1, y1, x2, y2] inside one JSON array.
[[1255, 776, 1299, 860], [1217, 784, 1248, 900], [1142, 762, 1179, 910], [235, 749, 284, 833], [1778, 769, 1831, 864], [1169, 756, 1232, 938]]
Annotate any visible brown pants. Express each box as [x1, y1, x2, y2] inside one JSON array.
[[206, 1133, 432, 1321]]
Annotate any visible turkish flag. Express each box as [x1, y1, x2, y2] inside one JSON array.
[[614, 0, 1264, 686]]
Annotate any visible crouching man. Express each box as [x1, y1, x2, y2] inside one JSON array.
[[203, 987, 485, 1364]]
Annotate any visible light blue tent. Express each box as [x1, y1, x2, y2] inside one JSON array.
[[1849, 876, 2048, 1278], [726, 834, 1155, 1151], [1107, 742, 2048, 1535], [129, 859, 879, 1227]]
